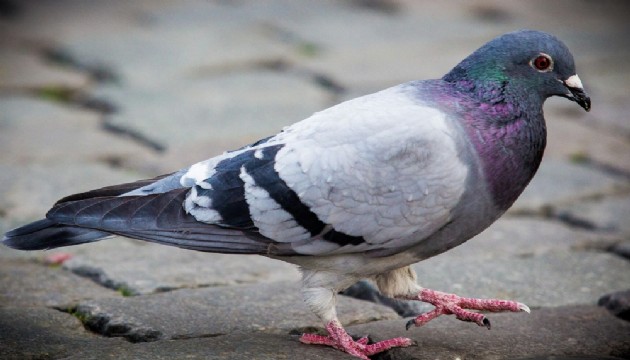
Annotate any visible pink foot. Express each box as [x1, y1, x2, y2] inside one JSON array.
[[45, 252, 73, 265], [300, 320, 414, 359], [407, 289, 530, 330]]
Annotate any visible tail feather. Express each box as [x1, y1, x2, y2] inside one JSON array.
[[3, 188, 282, 255], [1, 166, 292, 254], [2, 219, 110, 250]]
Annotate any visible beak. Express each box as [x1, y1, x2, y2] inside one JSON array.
[[562, 74, 591, 112]]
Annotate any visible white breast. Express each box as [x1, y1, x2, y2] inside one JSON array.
[[274, 85, 469, 253]]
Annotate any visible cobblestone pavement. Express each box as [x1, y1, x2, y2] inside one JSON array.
[[1, 1, 629, 359]]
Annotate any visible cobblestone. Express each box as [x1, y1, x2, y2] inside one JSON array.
[[1, 1, 628, 359]]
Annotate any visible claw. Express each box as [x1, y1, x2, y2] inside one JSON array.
[[518, 303, 531, 313], [405, 318, 415, 331], [409, 288, 529, 330], [302, 320, 414, 359]]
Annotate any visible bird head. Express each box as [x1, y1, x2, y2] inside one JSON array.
[[444, 30, 591, 112]]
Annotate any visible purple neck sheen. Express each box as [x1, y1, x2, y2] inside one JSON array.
[[412, 80, 547, 210], [465, 90, 546, 210], [466, 110, 546, 210]]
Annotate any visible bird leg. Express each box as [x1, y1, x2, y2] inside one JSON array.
[[300, 319, 414, 360], [404, 288, 530, 330], [299, 273, 414, 359], [375, 266, 529, 330]]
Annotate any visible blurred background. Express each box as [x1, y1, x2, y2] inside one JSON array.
[[1, 1, 629, 189], [0, 1, 629, 358]]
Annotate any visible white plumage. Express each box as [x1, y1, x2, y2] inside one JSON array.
[[182, 85, 469, 257]]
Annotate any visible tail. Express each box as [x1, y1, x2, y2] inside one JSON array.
[[2, 172, 179, 251], [2, 189, 276, 254], [2, 171, 281, 255], [2, 219, 111, 250]]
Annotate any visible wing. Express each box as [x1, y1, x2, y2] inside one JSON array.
[[3, 165, 283, 253], [181, 83, 471, 257], [44, 187, 275, 254]]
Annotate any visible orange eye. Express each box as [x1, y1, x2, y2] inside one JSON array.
[[533, 54, 552, 71]]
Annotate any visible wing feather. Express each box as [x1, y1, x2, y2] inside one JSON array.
[[45, 188, 282, 254]]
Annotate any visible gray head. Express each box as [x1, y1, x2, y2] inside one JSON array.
[[444, 30, 590, 111]]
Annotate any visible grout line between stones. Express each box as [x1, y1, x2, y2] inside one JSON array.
[[189, 56, 347, 105], [64, 264, 139, 297], [31, 46, 169, 155], [571, 155, 630, 181]]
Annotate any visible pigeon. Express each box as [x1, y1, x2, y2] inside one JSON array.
[[2, 30, 590, 359]]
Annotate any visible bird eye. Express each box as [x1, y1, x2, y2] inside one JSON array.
[[531, 54, 553, 72]]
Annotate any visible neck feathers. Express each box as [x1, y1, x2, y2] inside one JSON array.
[[408, 79, 548, 210]]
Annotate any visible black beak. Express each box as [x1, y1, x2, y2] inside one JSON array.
[[567, 86, 591, 112], [562, 75, 591, 112]]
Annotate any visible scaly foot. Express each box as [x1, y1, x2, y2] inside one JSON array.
[[406, 288, 530, 330], [300, 320, 414, 359]]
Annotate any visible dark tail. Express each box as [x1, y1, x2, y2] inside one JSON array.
[[2, 172, 178, 251], [2, 219, 110, 250], [2, 189, 276, 254], [2, 172, 280, 255]]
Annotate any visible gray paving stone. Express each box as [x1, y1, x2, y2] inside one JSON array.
[[0, 300, 350, 360], [0, 96, 153, 223], [72, 281, 400, 342], [92, 71, 327, 165], [59, 237, 301, 295], [349, 305, 630, 360], [511, 158, 628, 214], [0, 96, 159, 171], [584, 96, 630, 142], [0, 48, 89, 90], [60, 4, 293, 89], [0, 307, 127, 360], [413, 251, 630, 309], [65, 332, 353, 360], [555, 193, 630, 234], [0, 1, 177, 52], [545, 106, 630, 173], [0, 2, 628, 360], [0, 247, 34, 261], [0, 162, 141, 222], [402, 218, 630, 312], [575, 44, 630, 140], [435, 217, 619, 260], [244, 1, 511, 89], [343, 220, 628, 318], [297, 30, 499, 91], [0, 260, 120, 308]]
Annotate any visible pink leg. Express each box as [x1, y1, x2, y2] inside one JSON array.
[[300, 320, 415, 359], [406, 288, 530, 330]]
